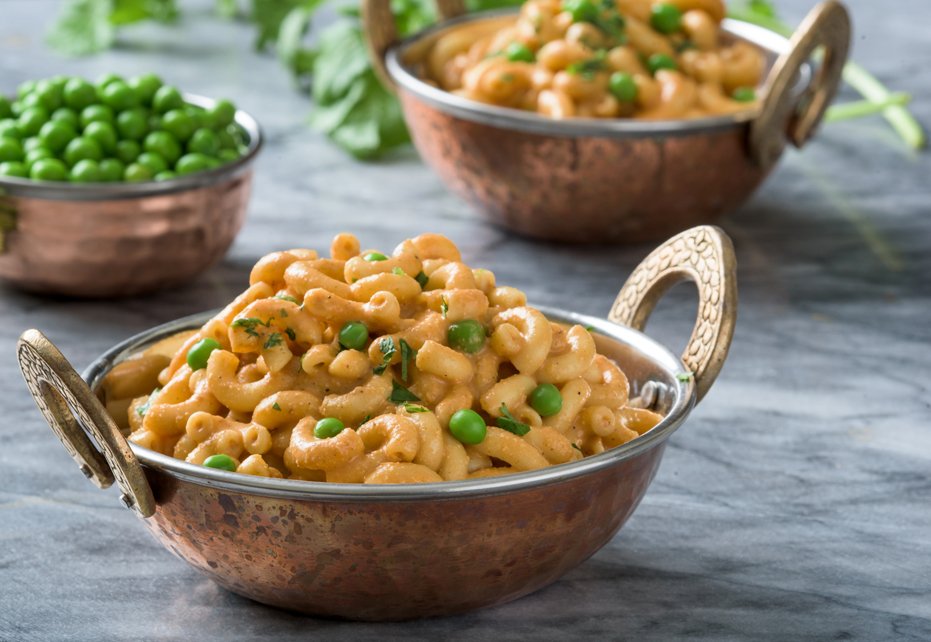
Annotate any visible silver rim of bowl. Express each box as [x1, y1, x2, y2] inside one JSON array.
[[83, 307, 697, 502], [0, 93, 263, 200], [386, 11, 794, 138]]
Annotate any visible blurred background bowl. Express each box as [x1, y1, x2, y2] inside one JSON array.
[[0, 94, 262, 298]]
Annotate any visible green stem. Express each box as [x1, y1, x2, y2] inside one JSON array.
[[825, 93, 911, 123], [727, 7, 926, 150]]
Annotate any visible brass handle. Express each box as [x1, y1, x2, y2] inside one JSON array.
[[750, 0, 851, 169], [609, 226, 737, 403], [17, 330, 155, 517], [362, 0, 466, 91]]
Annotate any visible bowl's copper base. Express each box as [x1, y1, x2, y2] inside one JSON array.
[[143, 443, 664, 621], [403, 95, 769, 244]]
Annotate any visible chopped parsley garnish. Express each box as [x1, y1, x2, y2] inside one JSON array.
[[272, 402, 282, 411], [676, 372, 694, 382], [373, 337, 396, 375], [232, 317, 270, 337], [275, 294, 301, 304], [415, 271, 429, 288], [361, 414, 372, 424], [392, 267, 405, 276], [399, 338, 416, 382], [285, 327, 297, 341], [496, 404, 530, 436], [440, 296, 449, 318], [279, 309, 289, 318], [135, 388, 161, 417], [571, 443, 583, 452], [389, 380, 420, 403], [567, 51, 608, 79], [403, 403, 428, 413], [263, 332, 283, 349], [585, 325, 596, 332]]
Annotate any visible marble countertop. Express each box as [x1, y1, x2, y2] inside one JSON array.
[[2, 0, 929, 639]]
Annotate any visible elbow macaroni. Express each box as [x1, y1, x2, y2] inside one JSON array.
[[421, 0, 765, 120], [105, 233, 663, 484]]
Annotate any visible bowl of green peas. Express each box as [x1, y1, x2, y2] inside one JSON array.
[[0, 73, 262, 297]]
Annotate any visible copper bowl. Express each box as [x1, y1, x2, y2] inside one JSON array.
[[362, 0, 851, 243], [0, 94, 262, 297], [18, 225, 736, 621]]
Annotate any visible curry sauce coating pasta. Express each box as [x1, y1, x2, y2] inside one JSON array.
[[420, 0, 764, 121], [113, 232, 663, 483]]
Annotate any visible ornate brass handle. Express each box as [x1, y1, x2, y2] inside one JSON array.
[[609, 226, 737, 403], [362, 0, 466, 91], [750, 0, 851, 169], [17, 330, 155, 517]]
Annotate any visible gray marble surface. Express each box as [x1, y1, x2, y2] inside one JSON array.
[[2, 0, 929, 639]]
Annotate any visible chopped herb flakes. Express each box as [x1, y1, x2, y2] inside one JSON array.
[[373, 337, 396, 375], [272, 402, 282, 411], [676, 372, 694, 382], [232, 317, 270, 337], [415, 271, 429, 288], [399, 338, 415, 382], [497, 404, 530, 436], [403, 403, 428, 413], [263, 333, 283, 349], [275, 294, 300, 304], [285, 327, 297, 341], [440, 296, 449, 318], [392, 267, 405, 276], [136, 388, 161, 417], [389, 380, 420, 403]]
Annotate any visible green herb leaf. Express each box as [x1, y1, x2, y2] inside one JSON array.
[[392, 266, 405, 276], [136, 387, 161, 417], [584, 325, 596, 332], [264, 332, 283, 349], [415, 271, 429, 288], [403, 403, 428, 413], [232, 317, 270, 337], [440, 296, 449, 318], [215, 0, 238, 18], [373, 336, 396, 375], [676, 372, 694, 382], [47, 0, 116, 56], [497, 403, 530, 436], [399, 338, 416, 382], [272, 402, 282, 411], [361, 413, 372, 424], [275, 294, 301, 304], [571, 443, 583, 452], [285, 327, 297, 341], [249, 0, 312, 51], [276, 5, 319, 76], [389, 380, 420, 403]]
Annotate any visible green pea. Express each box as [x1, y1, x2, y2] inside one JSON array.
[[69, 159, 102, 183], [185, 105, 207, 130], [186, 337, 220, 370], [22, 137, 42, 153], [116, 109, 148, 140], [208, 99, 236, 128], [17, 80, 36, 100], [187, 128, 219, 156], [154, 170, 176, 181], [647, 53, 678, 75], [100, 81, 137, 112], [203, 454, 237, 471], [338, 321, 369, 350], [562, 0, 599, 24], [33, 80, 63, 112], [124, 162, 153, 182], [0, 119, 21, 140], [529, 383, 562, 417], [161, 109, 195, 142], [152, 85, 184, 114], [63, 78, 97, 111], [38, 120, 76, 154], [19, 93, 44, 111], [650, 3, 683, 34], [314, 417, 345, 439], [29, 158, 68, 181], [128, 73, 163, 106], [0, 138, 23, 163], [0, 161, 28, 178], [80, 104, 115, 128], [63, 136, 103, 166], [505, 42, 535, 63], [51, 107, 80, 128], [115, 139, 141, 164], [95, 73, 123, 91], [609, 71, 638, 102], [17, 107, 49, 138], [136, 151, 168, 174], [449, 409, 487, 445], [24, 147, 54, 169], [175, 152, 213, 175], [0, 97, 12, 120], [217, 148, 240, 163], [83, 121, 118, 154], [216, 128, 237, 150], [363, 252, 388, 261], [144, 131, 181, 164], [732, 87, 757, 102], [98, 158, 125, 182], [447, 319, 486, 354]]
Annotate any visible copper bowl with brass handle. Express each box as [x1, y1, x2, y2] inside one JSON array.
[[362, 1, 851, 244], [18, 225, 736, 620], [0, 94, 262, 298]]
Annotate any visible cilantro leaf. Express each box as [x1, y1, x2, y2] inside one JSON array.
[[272, 402, 282, 411], [47, 0, 116, 56], [389, 380, 420, 403], [284, 327, 297, 341], [276, 5, 319, 77], [440, 296, 449, 318], [392, 267, 405, 276], [415, 271, 429, 289], [232, 317, 270, 337], [136, 387, 161, 417], [496, 404, 530, 436], [399, 338, 415, 382], [373, 337, 396, 375], [676, 372, 694, 382], [403, 403, 428, 413], [275, 294, 301, 304], [263, 332, 283, 349]]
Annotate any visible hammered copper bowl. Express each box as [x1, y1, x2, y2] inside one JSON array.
[[0, 94, 262, 297], [19, 226, 735, 621], [362, 0, 851, 243]]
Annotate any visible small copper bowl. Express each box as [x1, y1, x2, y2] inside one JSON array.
[[362, 0, 851, 243], [0, 94, 262, 297], [18, 226, 736, 621]]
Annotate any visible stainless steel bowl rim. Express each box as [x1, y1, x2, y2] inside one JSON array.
[[0, 93, 263, 201], [386, 10, 793, 138], [83, 306, 696, 502]]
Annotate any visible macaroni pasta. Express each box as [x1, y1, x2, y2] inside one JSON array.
[[420, 0, 765, 120], [103, 233, 662, 484]]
